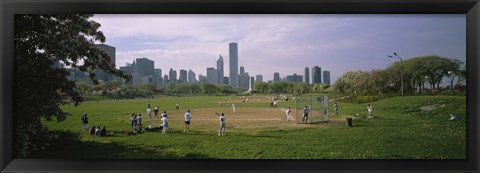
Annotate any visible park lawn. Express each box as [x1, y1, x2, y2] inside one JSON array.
[[33, 95, 466, 159]]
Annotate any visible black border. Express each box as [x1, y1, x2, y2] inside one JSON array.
[[1, 0, 479, 172]]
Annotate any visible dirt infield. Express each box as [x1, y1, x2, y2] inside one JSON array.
[[143, 107, 347, 133]]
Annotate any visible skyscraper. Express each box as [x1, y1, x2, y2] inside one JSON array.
[[207, 67, 219, 84], [255, 75, 263, 83], [240, 66, 245, 75], [94, 44, 116, 82], [286, 73, 303, 82], [304, 67, 310, 84], [250, 77, 255, 90], [229, 42, 238, 88], [238, 72, 250, 90], [179, 69, 187, 84], [217, 55, 224, 84], [135, 58, 154, 77], [312, 66, 322, 84], [188, 69, 197, 83], [169, 68, 177, 83], [323, 70, 331, 85], [273, 72, 280, 82]]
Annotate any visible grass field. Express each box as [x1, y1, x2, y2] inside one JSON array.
[[33, 95, 466, 159]]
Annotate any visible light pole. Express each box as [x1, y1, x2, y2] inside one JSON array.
[[448, 71, 458, 91], [424, 76, 432, 90], [388, 52, 404, 96]]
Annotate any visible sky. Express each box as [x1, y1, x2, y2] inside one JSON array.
[[92, 14, 466, 83]]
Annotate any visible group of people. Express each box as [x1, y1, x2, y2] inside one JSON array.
[[81, 113, 107, 137]]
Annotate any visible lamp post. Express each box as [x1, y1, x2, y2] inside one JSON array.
[[424, 76, 432, 90], [448, 71, 458, 91], [388, 52, 404, 96]]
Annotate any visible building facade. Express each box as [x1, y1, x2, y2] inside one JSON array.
[[312, 66, 322, 84], [217, 55, 224, 84], [188, 69, 197, 83], [304, 67, 310, 84], [94, 44, 116, 82], [323, 70, 331, 85], [207, 67, 219, 84], [179, 69, 188, 84], [255, 75, 263, 83], [229, 42, 238, 88], [273, 72, 280, 82]]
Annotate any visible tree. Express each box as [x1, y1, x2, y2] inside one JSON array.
[[313, 83, 330, 93], [252, 82, 269, 94], [14, 14, 129, 158], [200, 83, 218, 95]]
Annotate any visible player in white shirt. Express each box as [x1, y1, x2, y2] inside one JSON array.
[[285, 107, 293, 121], [184, 110, 192, 132], [161, 114, 168, 134], [367, 104, 373, 118], [216, 112, 226, 136], [146, 107, 152, 121], [232, 103, 237, 113]]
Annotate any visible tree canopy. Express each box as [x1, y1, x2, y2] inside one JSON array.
[[14, 14, 129, 158]]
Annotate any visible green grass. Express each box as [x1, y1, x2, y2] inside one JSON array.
[[32, 95, 466, 159]]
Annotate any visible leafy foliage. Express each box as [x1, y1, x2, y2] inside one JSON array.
[[14, 14, 129, 158]]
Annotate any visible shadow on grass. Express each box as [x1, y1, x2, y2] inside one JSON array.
[[29, 130, 213, 159]]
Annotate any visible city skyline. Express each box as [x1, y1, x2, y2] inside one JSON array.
[[92, 14, 466, 82]]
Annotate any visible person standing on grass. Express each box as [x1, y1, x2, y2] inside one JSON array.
[[153, 106, 159, 120], [334, 102, 339, 115], [184, 110, 192, 132], [176, 102, 180, 110], [136, 114, 143, 131], [216, 112, 226, 136], [161, 114, 169, 134], [285, 107, 293, 121], [232, 102, 237, 113], [130, 113, 136, 131], [81, 113, 89, 132], [146, 107, 153, 121], [161, 111, 167, 119], [367, 104, 373, 118], [274, 100, 278, 108], [303, 106, 310, 123]]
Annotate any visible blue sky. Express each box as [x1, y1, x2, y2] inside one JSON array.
[[92, 14, 466, 82]]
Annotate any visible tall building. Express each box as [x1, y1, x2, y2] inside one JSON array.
[[199, 74, 207, 83], [229, 42, 238, 88], [304, 67, 310, 84], [154, 69, 163, 88], [286, 73, 303, 82], [154, 69, 162, 77], [179, 69, 188, 84], [240, 66, 245, 75], [250, 77, 255, 90], [188, 69, 197, 83], [312, 66, 322, 84], [163, 74, 169, 82], [323, 70, 331, 85], [273, 72, 280, 82], [255, 75, 263, 83], [217, 55, 224, 84], [238, 72, 250, 90], [134, 58, 154, 77], [207, 67, 219, 84], [223, 77, 229, 85], [94, 44, 116, 82], [169, 68, 177, 83]]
